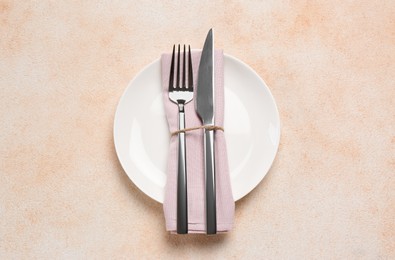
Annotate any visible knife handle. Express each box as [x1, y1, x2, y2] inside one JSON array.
[[204, 129, 217, 234], [177, 108, 188, 234]]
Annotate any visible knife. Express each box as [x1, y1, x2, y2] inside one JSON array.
[[196, 28, 217, 235]]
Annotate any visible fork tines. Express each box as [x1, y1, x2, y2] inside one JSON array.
[[169, 44, 194, 95]]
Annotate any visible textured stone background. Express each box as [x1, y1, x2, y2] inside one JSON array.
[[1, 1, 394, 259]]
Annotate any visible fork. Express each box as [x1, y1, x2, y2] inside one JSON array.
[[168, 44, 194, 234]]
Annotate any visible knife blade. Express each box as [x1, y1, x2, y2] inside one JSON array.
[[196, 28, 217, 235]]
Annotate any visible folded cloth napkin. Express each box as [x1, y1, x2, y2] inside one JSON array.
[[161, 49, 235, 233]]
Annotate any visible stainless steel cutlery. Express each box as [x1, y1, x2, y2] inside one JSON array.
[[168, 44, 194, 234], [169, 29, 217, 235], [196, 29, 217, 235]]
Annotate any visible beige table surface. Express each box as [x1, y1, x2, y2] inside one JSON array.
[[1, 1, 394, 259]]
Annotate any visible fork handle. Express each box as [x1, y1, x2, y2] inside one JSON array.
[[204, 128, 217, 234], [177, 105, 188, 234]]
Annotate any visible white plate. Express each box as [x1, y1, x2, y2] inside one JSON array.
[[114, 54, 280, 203]]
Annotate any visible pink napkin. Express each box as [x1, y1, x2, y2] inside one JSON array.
[[161, 50, 235, 233]]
